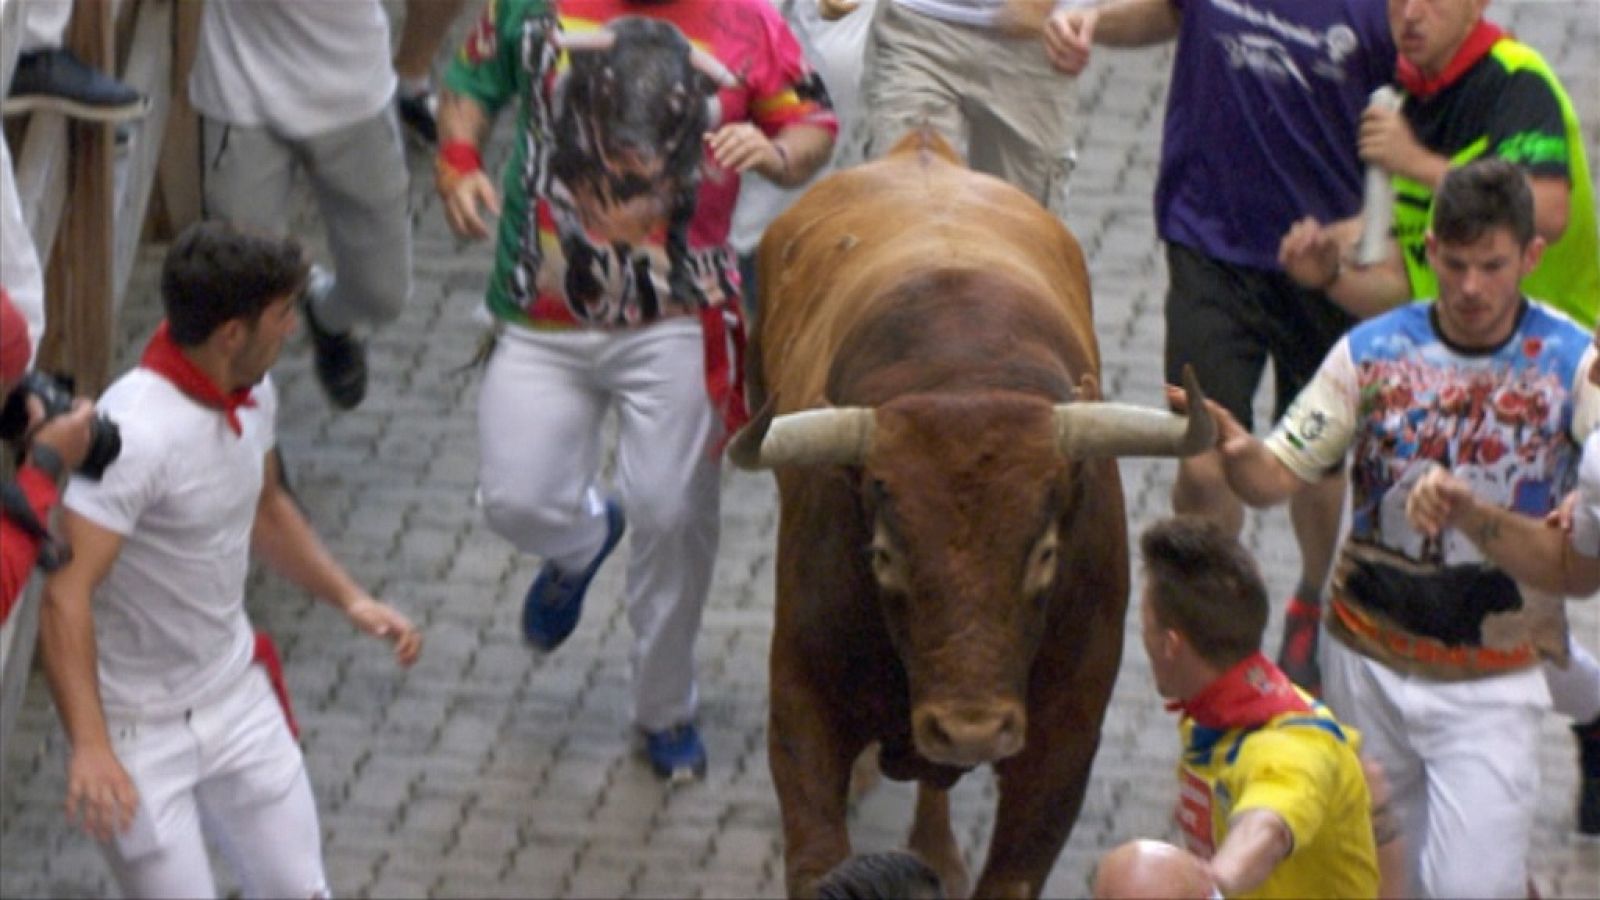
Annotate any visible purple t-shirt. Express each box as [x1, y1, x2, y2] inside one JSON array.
[[1156, 0, 1394, 271]]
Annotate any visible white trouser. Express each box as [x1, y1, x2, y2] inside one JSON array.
[[99, 666, 328, 899], [0, 136, 44, 362], [861, 0, 1076, 215], [200, 110, 412, 335], [20, 0, 70, 51], [1322, 634, 1546, 899], [477, 318, 721, 732], [1546, 636, 1600, 725]]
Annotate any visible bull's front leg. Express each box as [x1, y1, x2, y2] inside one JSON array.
[[768, 647, 861, 897], [974, 721, 1103, 898]]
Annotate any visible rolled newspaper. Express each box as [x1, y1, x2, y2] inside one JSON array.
[[1355, 86, 1403, 266]]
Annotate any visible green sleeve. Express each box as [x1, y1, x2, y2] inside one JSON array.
[[442, 0, 544, 117]]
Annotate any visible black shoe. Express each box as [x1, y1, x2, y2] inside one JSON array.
[[4, 49, 148, 122], [396, 88, 437, 146], [1576, 717, 1600, 836], [1276, 596, 1323, 696], [300, 271, 367, 411]]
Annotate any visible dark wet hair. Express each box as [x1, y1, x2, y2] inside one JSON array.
[[160, 220, 308, 346], [814, 851, 944, 900], [1139, 516, 1268, 669], [1432, 157, 1536, 249]]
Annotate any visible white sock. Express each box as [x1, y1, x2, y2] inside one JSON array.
[[398, 75, 432, 99]]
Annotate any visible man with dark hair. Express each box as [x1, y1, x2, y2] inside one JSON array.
[[37, 221, 422, 897], [1117, 516, 1378, 899], [813, 850, 943, 900], [1185, 159, 1598, 895]]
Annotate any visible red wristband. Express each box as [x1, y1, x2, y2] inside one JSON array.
[[439, 140, 483, 175]]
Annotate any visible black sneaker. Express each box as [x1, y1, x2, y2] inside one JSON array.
[[4, 49, 148, 123], [1276, 595, 1323, 696], [300, 270, 368, 410], [1576, 716, 1600, 836], [396, 88, 437, 146]]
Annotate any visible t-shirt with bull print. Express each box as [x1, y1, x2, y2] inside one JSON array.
[[1264, 299, 1600, 675], [444, 0, 837, 331]]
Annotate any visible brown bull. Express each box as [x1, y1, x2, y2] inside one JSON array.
[[729, 131, 1214, 899]]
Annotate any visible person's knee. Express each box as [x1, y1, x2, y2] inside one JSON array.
[[329, 261, 411, 327], [481, 484, 572, 546]]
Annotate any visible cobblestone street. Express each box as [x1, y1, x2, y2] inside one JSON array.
[[3, 2, 1598, 896]]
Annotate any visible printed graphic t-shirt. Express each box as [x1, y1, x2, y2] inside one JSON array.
[[445, 0, 837, 330], [1157, 0, 1394, 271]]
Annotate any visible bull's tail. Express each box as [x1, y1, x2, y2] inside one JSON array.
[[886, 126, 962, 167]]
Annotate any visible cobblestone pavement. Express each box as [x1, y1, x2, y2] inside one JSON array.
[[3, 2, 1598, 896]]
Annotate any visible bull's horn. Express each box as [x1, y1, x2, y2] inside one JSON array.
[[690, 49, 740, 90], [730, 405, 874, 469], [555, 29, 616, 52], [1053, 366, 1215, 459]]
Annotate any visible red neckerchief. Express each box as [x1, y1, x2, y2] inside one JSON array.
[[1166, 652, 1311, 731], [1396, 20, 1506, 99], [139, 321, 255, 436]]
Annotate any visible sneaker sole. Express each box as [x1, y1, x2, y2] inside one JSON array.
[[2, 93, 150, 123]]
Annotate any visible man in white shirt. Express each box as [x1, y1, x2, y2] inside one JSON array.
[[39, 222, 422, 898], [189, 0, 413, 411]]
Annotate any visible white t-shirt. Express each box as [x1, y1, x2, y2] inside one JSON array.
[[64, 370, 278, 720], [189, 0, 396, 140], [894, 0, 1085, 29]]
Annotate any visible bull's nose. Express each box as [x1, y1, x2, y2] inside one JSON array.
[[912, 701, 1026, 766]]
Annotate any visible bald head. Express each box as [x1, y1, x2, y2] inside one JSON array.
[[1093, 840, 1216, 899]]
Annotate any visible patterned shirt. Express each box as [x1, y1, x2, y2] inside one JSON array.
[[444, 0, 837, 330]]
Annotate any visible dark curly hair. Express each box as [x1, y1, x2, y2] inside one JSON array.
[[160, 221, 308, 346]]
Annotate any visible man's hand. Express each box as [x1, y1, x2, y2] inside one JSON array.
[[27, 397, 97, 473], [345, 595, 423, 667], [439, 167, 501, 241], [1278, 217, 1344, 291], [705, 123, 784, 180], [1405, 464, 1472, 537], [1164, 386, 1247, 456], [1548, 489, 1579, 532], [1358, 104, 1427, 180], [65, 744, 138, 843], [1044, 9, 1097, 74], [818, 0, 859, 20]]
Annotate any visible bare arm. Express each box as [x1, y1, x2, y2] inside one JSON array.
[[435, 89, 502, 240], [1166, 390, 1311, 507], [252, 452, 422, 666], [705, 122, 835, 189], [1406, 466, 1600, 595], [1044, 0, 1179, 74], [39, 511, 139, 842], [1209, 808, 1293, 896], [1279, 216, 1412, 320]]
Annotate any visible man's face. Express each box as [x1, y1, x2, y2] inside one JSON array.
[[1426, 226, 1540, 350], [1389, 0, 1489, 76], [232, 294, 298, 388], [1139, 588, 1178, 700]]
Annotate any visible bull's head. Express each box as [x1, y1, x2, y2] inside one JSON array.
[[731, 369, 1213, 767]]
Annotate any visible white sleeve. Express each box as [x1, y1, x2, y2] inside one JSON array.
[[1264, 337, 1361, 481], [62, 417, 165, 537], [1571, 432, 1600, 558], [1569, 344, 1600, 440]]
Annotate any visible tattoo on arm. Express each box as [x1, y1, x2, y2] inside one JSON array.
[[1371, 798, 1400, 846], [1473, 513, 1503, 547]]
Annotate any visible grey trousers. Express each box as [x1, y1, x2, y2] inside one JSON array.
[[201, 109, 412, 334], [862, 0, 1078, 216]]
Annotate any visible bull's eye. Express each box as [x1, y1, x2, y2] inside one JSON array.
[[1023, 530, 1060, 598], [868, 536, 908, 593]]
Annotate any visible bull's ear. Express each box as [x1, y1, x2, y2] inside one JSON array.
[[727, 397, 777, 470]]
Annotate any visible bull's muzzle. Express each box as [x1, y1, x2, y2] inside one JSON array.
[[912, 700, 1026, 767]]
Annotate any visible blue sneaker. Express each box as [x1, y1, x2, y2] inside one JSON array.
[[645, 722, 707, 783], [522, 500, 626, 651]]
